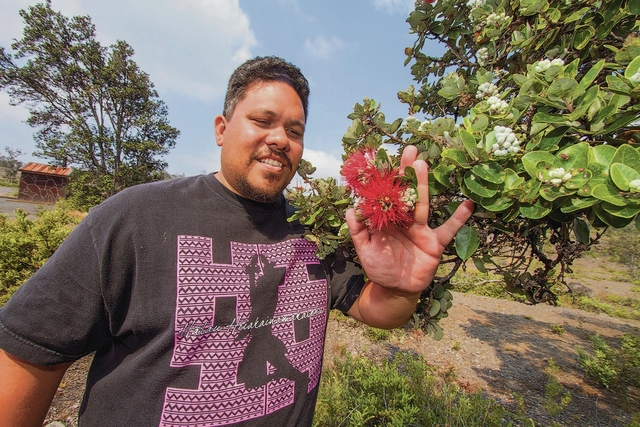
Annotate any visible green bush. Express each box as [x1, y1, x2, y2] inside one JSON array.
[[578, 333, 640, 397], [0, 203, 83, 306], [314, 351, 521, 426]]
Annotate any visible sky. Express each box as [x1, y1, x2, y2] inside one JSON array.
[[0, 0, 438, 179]]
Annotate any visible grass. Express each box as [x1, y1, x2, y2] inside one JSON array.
[[0, 179, 18, 187], [314, 350, 529, 427]]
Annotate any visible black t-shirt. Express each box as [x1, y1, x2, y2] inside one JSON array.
[[0, 174, 364, 426]]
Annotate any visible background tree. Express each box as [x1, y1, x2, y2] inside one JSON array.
[[0, 1, 179, 210], [289, 0, 640, 338], [0, 146, 24, 184]]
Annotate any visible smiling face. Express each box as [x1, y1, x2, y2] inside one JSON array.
[[214, 80, 306, 203]]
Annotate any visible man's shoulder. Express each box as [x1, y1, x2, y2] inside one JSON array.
[[108, 175, 209, 204]]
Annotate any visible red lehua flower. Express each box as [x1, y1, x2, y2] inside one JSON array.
[[341, 146, 380, 192], [354, 171, 416, 231]]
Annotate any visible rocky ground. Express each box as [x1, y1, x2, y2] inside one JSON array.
[[44, 256, 639, 427]]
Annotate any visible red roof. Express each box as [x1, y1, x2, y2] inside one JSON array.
[[19, 162, 72, 177]]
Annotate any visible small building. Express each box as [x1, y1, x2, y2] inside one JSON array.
[[18, 162, 72, 203]]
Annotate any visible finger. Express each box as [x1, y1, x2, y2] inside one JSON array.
[[399, 145, 418, 174], [346, 208, 370, 249], [434, 199, 475, 245], [411, 159, 430, 224]]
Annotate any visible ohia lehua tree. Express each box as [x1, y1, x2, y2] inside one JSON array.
[[288, 0, 640, 339]]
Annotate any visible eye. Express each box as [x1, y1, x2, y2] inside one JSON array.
[[254, 119, 270, 126], [287, 128, 302, 139]]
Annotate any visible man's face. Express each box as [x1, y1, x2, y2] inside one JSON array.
[[214, 80, 305, 203]]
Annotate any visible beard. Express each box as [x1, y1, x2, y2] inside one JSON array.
[[234, 171, 288, 203], [231, 147, 294, 203]]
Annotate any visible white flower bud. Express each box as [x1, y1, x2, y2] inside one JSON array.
[[562, 173, 573, 182], [550, 178, 563, 185], [549, 168, 565, 178]]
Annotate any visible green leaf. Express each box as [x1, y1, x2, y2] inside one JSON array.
[[468, 113, 489, 133], [630, 0, 640, 14], [540, 185, 575, 201], [590, 144, 617, 166], [464, 172, 500, 198], [560, 196, 600, 213], [573, 218, 591, 244], [576, 60, 604, 96], [429, 299, 441, 317], [593, 204, 635, 228], [533, 112, 574, 125], [455, 225, 480, 260], [388, 118, 403, 133], [564, 168, 592, 190], [481, 195, 515, 212], [557, 142, 590, 171], [547, 78, 578, 102], [598, 113, 640, 136], [565, 7, 592, 23], [611, 144, 640, 173], [522, 151, 557, 179], [610, 163, 640, 191], [433, 164, 456, 187], [433, 285, 445, 299], [573, 25, 596, 50], [427, 322, 444, 340], [472, 162, 504, 184], [536, 126, 569, 151], [520, 198, 553, 219], [473, 257, 488, 273], [625, 55, 640, 80], [441, 148, 470, 168], [568, 85, 599, 120], [460, 130, 478, 157], [602, 200, 640, 218], [520, 0, 549, 15], [438, 86, 460, 99], [592, 183, 627, 206]]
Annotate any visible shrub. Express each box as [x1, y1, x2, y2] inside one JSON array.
[[577, 333, 640, 397], [289, 0, 640, 337], [0, 202, 83, 306], [314, 351, 521, 426]]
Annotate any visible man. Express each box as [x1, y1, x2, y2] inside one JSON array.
[[0, 56, 474, 426]]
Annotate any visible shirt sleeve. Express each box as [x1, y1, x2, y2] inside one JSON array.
[[0, 218, 111, 365], [324, 248, 365, 314]]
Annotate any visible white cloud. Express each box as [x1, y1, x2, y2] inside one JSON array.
[[372, 0, 415, 14], [303, 35, 346, 61], [1, 0, 257, 102], [302, 148, 342, 179]]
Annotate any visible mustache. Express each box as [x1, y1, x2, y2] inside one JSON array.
[[251, 147, 293, 169]]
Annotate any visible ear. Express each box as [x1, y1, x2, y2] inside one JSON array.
[[214, 115, 227, 147]]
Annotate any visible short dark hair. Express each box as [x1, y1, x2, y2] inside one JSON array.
[[223, 56, 310, 121]]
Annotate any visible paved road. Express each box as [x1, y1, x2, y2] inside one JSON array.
[[0, 186, 50, 217]]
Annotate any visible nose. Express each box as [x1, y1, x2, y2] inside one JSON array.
[[265, 126, 289, 151]]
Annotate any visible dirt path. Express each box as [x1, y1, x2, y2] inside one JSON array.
[[324, 290, 640, 427], [45, 257, 640, 427]]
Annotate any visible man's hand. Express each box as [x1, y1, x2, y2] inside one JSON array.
[[346, 145, 474, 328]]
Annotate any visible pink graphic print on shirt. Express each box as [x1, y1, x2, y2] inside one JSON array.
[[160, 236, 327, 426]]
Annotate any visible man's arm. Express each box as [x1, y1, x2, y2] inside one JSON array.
[[346, 145, 475, 329], [0, 349, 72, 427]]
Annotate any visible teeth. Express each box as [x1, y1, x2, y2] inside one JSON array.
[[260, 158, 283, 167]]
